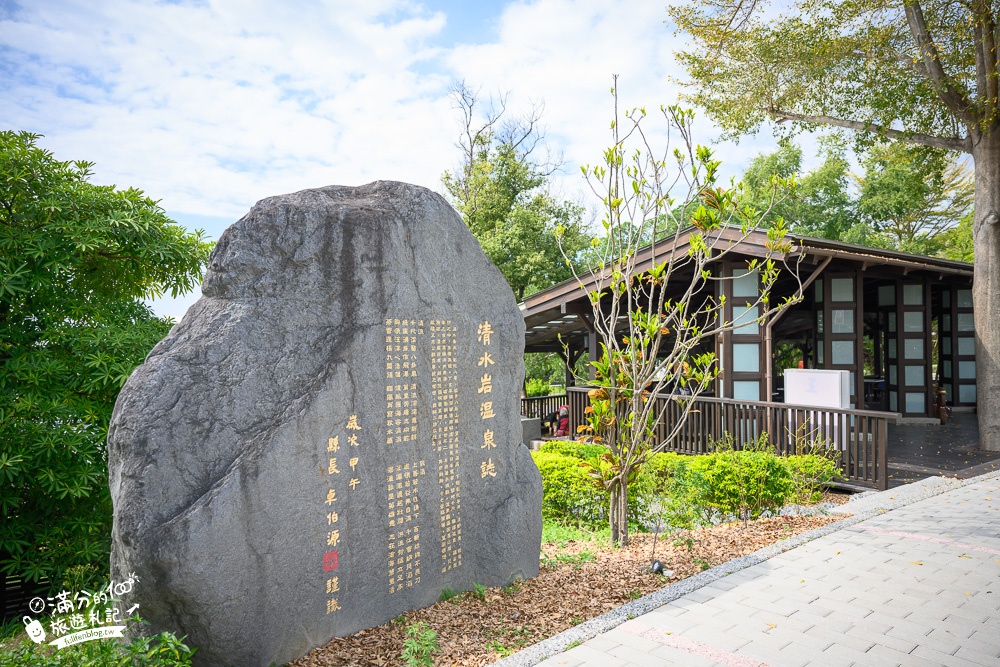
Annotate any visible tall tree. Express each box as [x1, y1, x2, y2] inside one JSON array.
[[671, 0, 1000, 448], [741, 139, 859, 241], [0, 131, 212, 586], [856, 143, 974, 254], [442, 83, 590, 300]]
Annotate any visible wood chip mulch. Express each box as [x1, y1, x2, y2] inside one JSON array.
[[291, 499, 851, 667]]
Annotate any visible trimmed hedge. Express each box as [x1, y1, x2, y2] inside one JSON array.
[[532, 439, 839, 529]]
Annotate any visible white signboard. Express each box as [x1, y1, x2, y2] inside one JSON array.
[[784, 369, 851, 448], [784, 369, 850, 409]]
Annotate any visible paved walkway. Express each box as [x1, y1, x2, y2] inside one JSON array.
[[499, 471, 1000, 667]]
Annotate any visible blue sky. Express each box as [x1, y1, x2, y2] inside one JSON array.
[[0, 0, 798, 319]]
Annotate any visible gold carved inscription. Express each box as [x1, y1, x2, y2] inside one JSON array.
[[431, 319, 462, 572]]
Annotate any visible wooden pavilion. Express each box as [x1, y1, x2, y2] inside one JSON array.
[[521, 228, 975, 419]]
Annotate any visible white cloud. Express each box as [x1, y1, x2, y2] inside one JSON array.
[[2, 0, 815, 320], [1, 0, 458, 220]]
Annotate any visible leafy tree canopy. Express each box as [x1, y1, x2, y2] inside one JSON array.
[[739, 139, 973, 255], [669, 0, 986, 153], [442, 83, 591, 300], [855, 142, 974, 254], [740, 138, 860, 242], [0, 130, 212, 586]]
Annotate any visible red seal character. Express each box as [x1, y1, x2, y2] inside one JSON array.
[[323, 550, 339, 572]]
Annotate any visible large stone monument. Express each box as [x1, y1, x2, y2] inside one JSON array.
[[107, 182, 543, 667]]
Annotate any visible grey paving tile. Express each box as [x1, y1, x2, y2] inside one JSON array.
[[607, 643, 673, 667], [845, 625, 918, 654], [786, 610, 854, 634], [581, 635, 621, 653], [535, 655, 585, 667], [911, 644, 982, 666], [535, 655, 584, 667], [966, 630, 1000, 657], [735, 643, 807, 667], [601, 627, 663, 653], [822, 642, 879, 665], [955, 646, 1000, 666], [677, 625, 750, 652], [561, 644, 628, 667], [498, 471, 1000, 667], [866, 643, 942, 667], [647, 643, 721, 666]]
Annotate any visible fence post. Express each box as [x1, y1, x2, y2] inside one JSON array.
[[877, 416, 889, 490]]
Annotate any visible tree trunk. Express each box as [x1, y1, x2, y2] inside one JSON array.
[[609, 476, 630, 546], [972, 131, 1000, 451]]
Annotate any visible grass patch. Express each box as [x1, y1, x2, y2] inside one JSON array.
[[541, 520, 609, 546]]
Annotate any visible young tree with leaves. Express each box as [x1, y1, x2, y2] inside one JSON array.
[[671, 0, 1000, 448], [0, 131, 212, 586], [563, 83, 801, 546], [441, 82, 591, 300]]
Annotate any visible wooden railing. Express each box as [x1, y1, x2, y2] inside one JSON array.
[[567, 386, 896, 491], [520, 394, 566, 420]]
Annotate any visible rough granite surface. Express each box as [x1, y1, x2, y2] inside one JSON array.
[[107, 181, 542, 667]]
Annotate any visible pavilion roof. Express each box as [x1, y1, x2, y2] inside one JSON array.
[[519, 227, 973, 352]]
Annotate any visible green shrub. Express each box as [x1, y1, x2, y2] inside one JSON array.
[[636, 452, 688, 497], [0, 629, 195, 666], [684, 449, 795, 524], [525, 378, 555, 397], [400, 621, 440, 667], [786, 454, 841, 503], [538, 440, 606, 460], [530, 451, 606, 527], [641, 454, 710, 530]]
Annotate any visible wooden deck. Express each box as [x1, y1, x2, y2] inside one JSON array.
[[886, 412, 1000, 487]]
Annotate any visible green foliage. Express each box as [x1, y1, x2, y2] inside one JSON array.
[[524, 352, 566, 386], [530, 450, 606, 527], [0, 131, 212, 587], [485, 623, 533, 657], [438, 588, 457, 603], [400, 621, 440, 667], [538, 440, 607, 460], [501, 578, 522, 596], [532, 440, 690, 541], [740, 139, 858, 242], [669, 0, 976, 151], [563, 83, 796, 546], [856, 144, 973, 254], [540, 519, 609, 545], [524, 378, 555, 398], [469, 583, 488, 602], [0, 629, 196, 666], [442, 84, 591, 300], [938, 211, 974, 262], [59, 565, 104, 597], [536, 437, 835, 535], [786, 455, 841, 504], [540, 549, 595, 570], [683, 438, 796, 526]]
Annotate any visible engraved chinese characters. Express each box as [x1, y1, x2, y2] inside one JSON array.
[[477, 320, 498, 479], [108, 181, 542, 667], [321, 414, 363, 615], [430, 320, 462, 573]]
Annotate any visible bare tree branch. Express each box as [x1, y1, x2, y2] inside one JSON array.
[[769, 107, 970, 152], [904, 0, 977, 126], [972, 0, 998, 123]]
